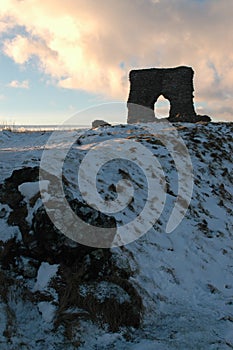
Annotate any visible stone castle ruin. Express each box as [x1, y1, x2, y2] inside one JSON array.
[[127, 66, 211, 123]]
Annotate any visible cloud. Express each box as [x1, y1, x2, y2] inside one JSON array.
[[0, 0, 233, 120], [0, 17, 16, 34], [7, 79, 29, 89]]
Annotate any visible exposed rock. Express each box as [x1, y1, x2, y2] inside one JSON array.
[[0, 166, 142, 333], [127, 66, 211, 123], [0, 207, 7, 218], [0, 166, 116, 263], [92, 120, 111, 128], [0, 166, 39, 209], [18, 256, 40, 278]]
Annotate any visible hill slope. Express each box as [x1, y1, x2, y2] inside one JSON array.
[[0, 122, 232, 349]]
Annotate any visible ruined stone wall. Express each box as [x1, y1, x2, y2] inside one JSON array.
[[127, 66, 210, 123]]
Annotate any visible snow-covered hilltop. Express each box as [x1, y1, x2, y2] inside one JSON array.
[[0, 122, 232, 349]]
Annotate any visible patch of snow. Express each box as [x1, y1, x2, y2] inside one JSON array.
[[37, 301, 56, 323], [33, 262, 59, 292], [25, 197, 43, 226], [18, 181, 51, 225], [18, 180, 50, 200]]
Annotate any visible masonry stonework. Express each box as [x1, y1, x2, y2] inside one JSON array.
[[127, 66, 211, 123]]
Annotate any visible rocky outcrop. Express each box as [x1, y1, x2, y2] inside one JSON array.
[[0, 167, 142, 334], [127, 66, 211, 123]]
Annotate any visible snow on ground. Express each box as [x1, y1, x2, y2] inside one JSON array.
[[18, 180, 50, 200], [18, 180, 51, 225], [0, 130, 49, 182], [33, 262, 59, 292], [0, 122, 232, 349], [37, 301, 57, 323]]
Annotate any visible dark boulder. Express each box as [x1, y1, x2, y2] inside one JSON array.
[[92, 120, 111, 128]]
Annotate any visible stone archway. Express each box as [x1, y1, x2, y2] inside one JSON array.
[[127, 66, 211, 123]]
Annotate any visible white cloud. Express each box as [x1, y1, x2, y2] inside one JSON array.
[[0, 0, 233, 120], [7, 80, 29, 89]]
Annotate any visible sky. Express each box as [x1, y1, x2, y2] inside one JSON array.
[[0, 0, 233, 125]]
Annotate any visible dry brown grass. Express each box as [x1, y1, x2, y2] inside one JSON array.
[[54, 252, 143, 334]]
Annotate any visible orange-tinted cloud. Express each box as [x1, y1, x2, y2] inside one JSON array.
[[1, 0, 233, 120]]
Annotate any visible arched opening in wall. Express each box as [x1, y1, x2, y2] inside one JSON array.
[[155, 95, 170, 119]]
